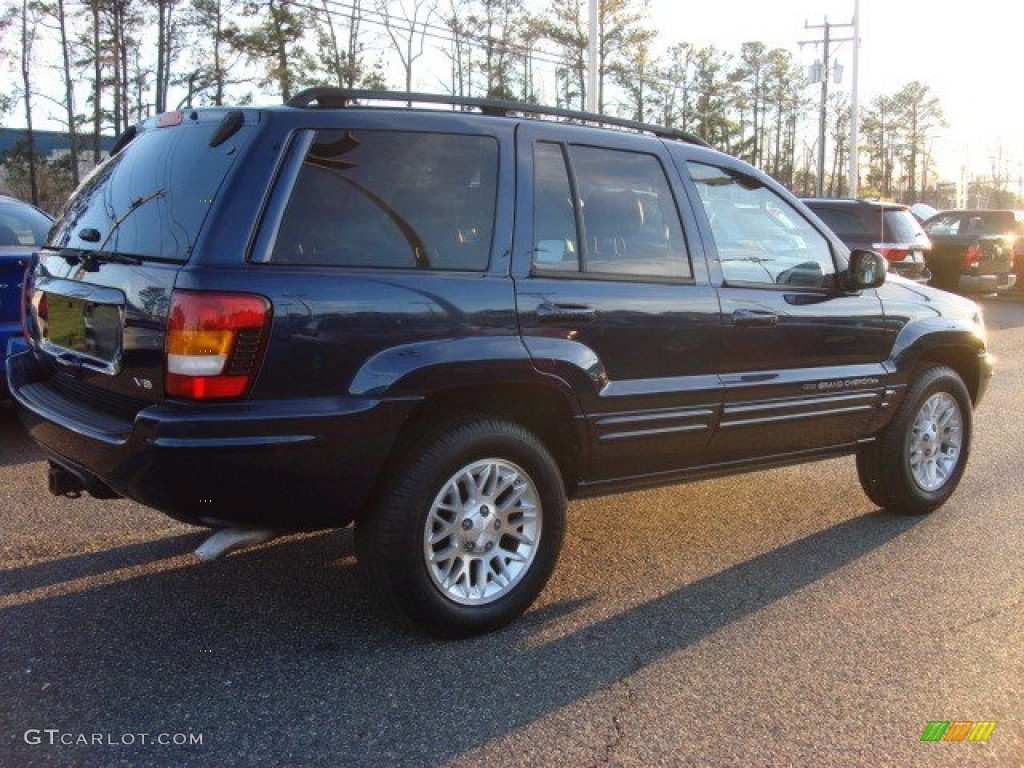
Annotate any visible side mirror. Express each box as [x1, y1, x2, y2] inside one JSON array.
[[845, 249, 888, 291]]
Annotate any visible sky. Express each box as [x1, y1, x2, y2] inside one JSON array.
[[10, 0, 1022, 185], [649, 0, 1024, 180]]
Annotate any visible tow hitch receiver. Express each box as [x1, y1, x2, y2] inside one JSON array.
[[48, 463, 84, 498]]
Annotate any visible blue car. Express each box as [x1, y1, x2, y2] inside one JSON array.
[[1, 195, 52, 395]]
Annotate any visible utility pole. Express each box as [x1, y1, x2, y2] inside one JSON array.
[[849, 0, 860, 198], [801, 15, 854, 197]]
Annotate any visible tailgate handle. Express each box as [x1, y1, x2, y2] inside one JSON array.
[[537, 303, 598, 323], [732, 309, 779, 328]]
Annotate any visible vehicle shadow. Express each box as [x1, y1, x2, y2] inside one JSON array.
[[0, 507, 922, 767], [979, 293, 1024, 330], [0, 533, 208, 597]]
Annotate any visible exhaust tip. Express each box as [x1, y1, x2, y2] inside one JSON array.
[[195, 528, 277, 562]]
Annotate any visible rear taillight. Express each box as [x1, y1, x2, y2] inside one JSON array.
[[165, 290, 271, 400], [19, 256, 34, 344], [872, 244, 909, 262], [963, 244, 983, 270]]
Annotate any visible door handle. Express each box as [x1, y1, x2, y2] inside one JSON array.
[[537, 303, 598, 323], [732, 309, 778, 328]]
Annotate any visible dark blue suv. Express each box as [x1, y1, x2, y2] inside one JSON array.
[[6, 90, 993, 637]]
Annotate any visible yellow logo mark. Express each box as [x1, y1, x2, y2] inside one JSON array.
[[968, 721, 997, 742]]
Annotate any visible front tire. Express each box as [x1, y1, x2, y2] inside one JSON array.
[[356, 418, 566, 638], [857, 365, 972, 515]]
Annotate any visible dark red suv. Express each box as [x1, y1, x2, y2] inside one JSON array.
[[802, 198, 932, 284], [6, 90, 994, 637]]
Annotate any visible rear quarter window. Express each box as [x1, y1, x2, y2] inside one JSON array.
[[269, 131, 498, 271]]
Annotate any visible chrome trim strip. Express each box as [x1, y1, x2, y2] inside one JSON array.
[[599, 423, 710, 442], [724, 390, 879, 415], [721, 404, 876, 428]]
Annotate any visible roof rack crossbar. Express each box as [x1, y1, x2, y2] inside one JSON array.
[[285, 88, 712, 148]]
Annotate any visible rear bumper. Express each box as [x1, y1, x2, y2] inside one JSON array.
[[0, 324, 24, 396], [6, 349, 418, 529], [959, 272, 1017, 294], [976, 351, 995, 406]]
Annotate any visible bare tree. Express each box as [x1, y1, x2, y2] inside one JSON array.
[[595, 0, 653, 113], [314, 0, 380, 89], [469, 0, 524, 100], [226, 0, 315, 101], [827, 92, 849, 196], [542, 0, 586, 110], [735, 42, 768, 167], [657, 42, 696, 131], [85, 0, 103, 162], [894, 80, 944, 201], [443, 0, 473, 96], [152, 0, 183, 113], [19, 0, 40, 204], [317, 0, 345, 86], [377, 0, 439, 94], [612, 36, 656, 123]]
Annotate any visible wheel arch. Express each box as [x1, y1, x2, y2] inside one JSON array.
[[915, 344, 983, 404], [356, 378, 587, 522], [890, 318, 987, 405]]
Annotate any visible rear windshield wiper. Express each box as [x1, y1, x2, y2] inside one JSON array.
[[40, 188, 167, 270], [40, 244, 145, 270]]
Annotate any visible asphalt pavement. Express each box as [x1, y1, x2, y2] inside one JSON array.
[[1, 296, 1022, 767]]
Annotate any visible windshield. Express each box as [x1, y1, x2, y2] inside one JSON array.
[[48, 118, 251, 262]]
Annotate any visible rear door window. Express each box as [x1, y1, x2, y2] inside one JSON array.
[[269, 131, 498, 271], [530, 142, 691, 279]]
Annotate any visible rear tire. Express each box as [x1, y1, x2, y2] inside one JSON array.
[[856, 365, 972, 515], [356, 418, 566, 638]]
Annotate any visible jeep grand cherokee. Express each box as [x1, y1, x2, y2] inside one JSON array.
[[6, 90, 993, 637]]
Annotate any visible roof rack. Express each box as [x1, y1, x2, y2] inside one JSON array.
[[285, 88, 712, 149]]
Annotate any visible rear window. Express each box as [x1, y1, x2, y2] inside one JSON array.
[[0, 202, 50, 246], [48, 118, 250, 262], [925, 211, 1017, 237], [966, 212, 1015, 234], [269, 131, 498, 271], [810, 208, 864, 237], [881, 210, 925, 242]]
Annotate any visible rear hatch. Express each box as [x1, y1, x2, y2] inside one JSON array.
[[874, 207, 931, 281], [21, 110, 255, 417], [968, 235, 1014, 274], [926, 211, 1016, 276]]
